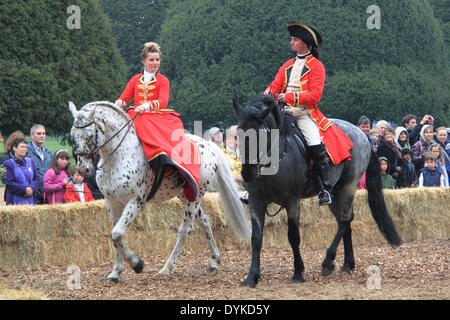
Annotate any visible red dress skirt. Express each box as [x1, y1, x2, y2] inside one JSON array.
[[127, 108, 201, 202]]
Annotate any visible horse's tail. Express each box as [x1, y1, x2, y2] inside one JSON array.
[[365, 149, 402, 247], [213, 145, 251, 241]]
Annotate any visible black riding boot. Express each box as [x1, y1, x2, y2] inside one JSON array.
[[309, 144, 333, 206]]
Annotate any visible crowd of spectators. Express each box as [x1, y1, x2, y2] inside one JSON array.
[[357, 114, 449, 189], [1, 124, 101, 206]]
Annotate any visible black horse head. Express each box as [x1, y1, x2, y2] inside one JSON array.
[[233, 94, 284, 132], [232, 94, 297, 181]]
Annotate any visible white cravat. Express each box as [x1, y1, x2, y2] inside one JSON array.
[[143, 69, 156, 82]]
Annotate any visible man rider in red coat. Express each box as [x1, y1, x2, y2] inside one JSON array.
[[264, 22, 353, 205]]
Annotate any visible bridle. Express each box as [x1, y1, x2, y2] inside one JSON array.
[[244, 103, 288, 178], [73, 110, 138, 169], [242, 103, 289, 218]]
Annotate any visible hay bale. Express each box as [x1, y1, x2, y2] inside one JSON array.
[[0, 187, 448, 270]]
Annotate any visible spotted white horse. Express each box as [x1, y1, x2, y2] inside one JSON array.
[[69, 101, 251, 283]]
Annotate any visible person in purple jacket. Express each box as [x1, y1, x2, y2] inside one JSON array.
[[2, 138, 40, 205]]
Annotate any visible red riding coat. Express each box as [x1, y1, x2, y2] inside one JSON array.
[[118, 72, 200, 202], [265, 55, 353, 164]]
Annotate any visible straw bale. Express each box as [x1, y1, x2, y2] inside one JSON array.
[[0, 187, 448, 270]]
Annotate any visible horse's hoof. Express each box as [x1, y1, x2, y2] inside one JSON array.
[[132, 259, 144, 274], [207, 265, 219, 274], [240, 276, 258, 288], [106, 276, 119, 284], [291, 274, 306, 283], [321, 266, 335, 277], [340, 265, 354, 274], [158, 268, 171, 276]]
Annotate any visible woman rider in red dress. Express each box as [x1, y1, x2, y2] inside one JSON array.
[[115, 42, 200, 201]]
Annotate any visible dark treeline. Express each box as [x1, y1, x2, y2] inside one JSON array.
[[0, 0, 448, 136]]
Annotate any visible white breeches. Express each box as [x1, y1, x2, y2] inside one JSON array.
[[286, 106, 322, 146]]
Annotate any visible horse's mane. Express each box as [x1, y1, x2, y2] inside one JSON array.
[[81, 101, 131, 123], [249, 95, 300, 137]]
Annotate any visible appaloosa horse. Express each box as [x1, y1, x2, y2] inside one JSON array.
[[233, 94, 401, 288], [69, 101, 251, 283]]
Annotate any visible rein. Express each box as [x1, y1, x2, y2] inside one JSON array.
[[73, 111, 138, 168]]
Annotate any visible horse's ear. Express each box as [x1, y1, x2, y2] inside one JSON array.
[[261, 94, 276, 108], [232, 99, 242, 116], [260, 100, 275, 120], [68, 101, 78, 118], [87, 106, 96, 121]]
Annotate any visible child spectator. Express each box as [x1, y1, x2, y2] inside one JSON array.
[[369, 128, 379, 143], [368, 128, 379, 152], [43, 149, 70, 204], [429, 143, 449, 187], [64, 166, 95, 203], [418, 152, 445, 187], [377, 126, 401, 179], [379, 157, 395, 189], [397, 147, 418, 188], [412, 124, 434, 176]]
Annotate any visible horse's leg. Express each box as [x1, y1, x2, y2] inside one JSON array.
[[321, 186, 356, 276], [241, 200, 267, 288], [105, 200, 125, 283], [110, 199, 145, 275], [341, 208, 355, 274], [196, 206, 221, 273], [158, 201, 197, 275], [321, 217, 345, 277], [286, 200, 305, 283]]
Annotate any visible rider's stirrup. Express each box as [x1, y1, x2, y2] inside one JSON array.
[[318, 189, 332, 206]]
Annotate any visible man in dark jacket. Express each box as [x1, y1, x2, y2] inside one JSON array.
[[26, 124, 52, 204], [402, 114, 434, 145]]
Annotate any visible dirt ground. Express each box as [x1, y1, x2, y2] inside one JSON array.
[[0, 239, 448, 300]]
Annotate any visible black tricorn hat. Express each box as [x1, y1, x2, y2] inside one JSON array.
[[287, 22, 322, 48]]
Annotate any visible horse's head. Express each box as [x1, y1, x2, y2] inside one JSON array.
[[69, 101, 105, 177], [232, 95, 282, 175], [232, 94, 279, 133]]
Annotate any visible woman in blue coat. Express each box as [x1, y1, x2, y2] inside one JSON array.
[[2, 138, 40, 205]]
